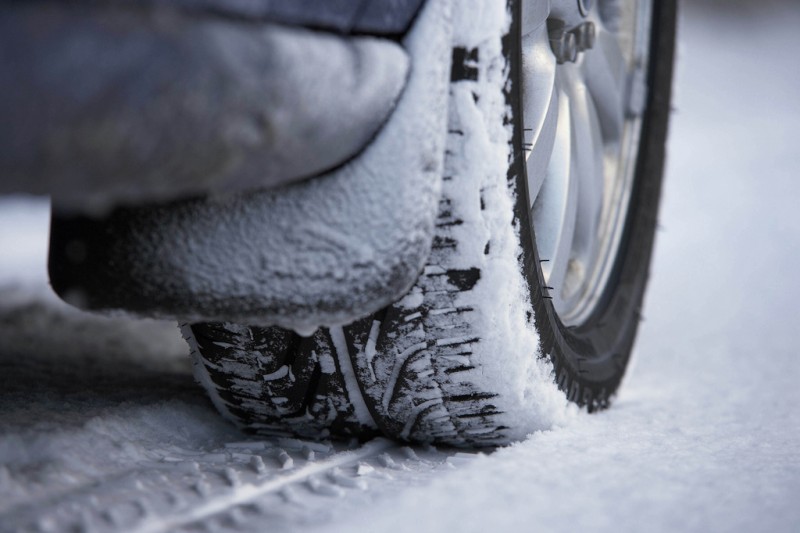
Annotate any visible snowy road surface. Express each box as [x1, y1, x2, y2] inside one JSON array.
[[2, 2, 800, 532]]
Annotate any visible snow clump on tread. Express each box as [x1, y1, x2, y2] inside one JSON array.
[[342, 0, 575, 446]]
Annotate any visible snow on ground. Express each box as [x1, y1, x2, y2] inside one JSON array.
[[1, 2, 799, 532]]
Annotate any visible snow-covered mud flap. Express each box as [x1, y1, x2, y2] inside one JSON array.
[[187, 0, 676, 446], [48, 0, 451, 332]]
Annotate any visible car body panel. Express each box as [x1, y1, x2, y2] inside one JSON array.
[[0, 3, 410, 209]]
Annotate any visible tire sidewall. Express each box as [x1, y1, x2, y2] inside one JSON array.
[[509, 0, 677, 408]]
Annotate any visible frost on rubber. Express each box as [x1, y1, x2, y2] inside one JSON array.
[[188, 1, 572, 447], [185, 323, 376, 439], [187, 0, 674, 446], [340, 1, 573, 445]]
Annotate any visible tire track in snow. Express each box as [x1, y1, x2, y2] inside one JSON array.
[[131, 439, 396, 533], [1, 436, 470, 533]]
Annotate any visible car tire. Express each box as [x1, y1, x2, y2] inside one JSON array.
[[187, 0, 676, 446], [184, 323, 377, 439]]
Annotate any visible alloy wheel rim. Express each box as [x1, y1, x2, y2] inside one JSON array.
[[521, 0, 654, 326]]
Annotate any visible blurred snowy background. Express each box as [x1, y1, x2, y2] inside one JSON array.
[[1, 1, 799, 531]]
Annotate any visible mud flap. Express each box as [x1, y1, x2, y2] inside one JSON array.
[[49, 0, 453, 332]]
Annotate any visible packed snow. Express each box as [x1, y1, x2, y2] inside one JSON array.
[[1, 1, 799, 532]]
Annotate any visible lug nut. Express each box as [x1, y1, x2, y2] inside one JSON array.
[[562, 32, 578, 63], [573, 21, 596, 52], [549, 25, 578, 64], [549, 20, 594, 64]]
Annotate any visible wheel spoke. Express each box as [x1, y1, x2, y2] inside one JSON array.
[[520, 0, 550, 37], [564, 66, 605, 301], [526, 88, 559, 207], [522, 24, 558, 207], [532, 83, 579, 298], [544, 138, 579, 298], [522, 0, 653, 325], [580, 27, 627, 141]]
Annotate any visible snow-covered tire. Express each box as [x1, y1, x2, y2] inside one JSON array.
[[187, 0, 675, 446], [184, 323, 377, 439]]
